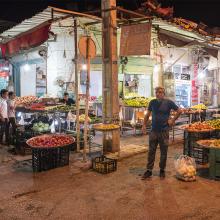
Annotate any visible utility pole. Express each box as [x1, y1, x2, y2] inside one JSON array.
[[74, 19, 80, 153], [102, 0, 120, 152]]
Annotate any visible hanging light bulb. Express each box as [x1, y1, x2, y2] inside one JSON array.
[[24, 53, 30, 71], [24, 63, 30, 71], [82, 64, 87, 70], [154, 64, 159, 73]]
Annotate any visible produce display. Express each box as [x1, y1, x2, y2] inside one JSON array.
[[182, 122, 214, 132], [197, 139, 220, 149], [27, 134, 74, 148], [181, 108, 203, 114], [45, 105, 75, 112], [123, 97, 155, 107], [90, 117, 102, 124], [28, 103, 45, 111], [90, 96, 97, 102], [32, 122, 50, 133], [191, 103, 207, 110], [15, 96, 39, 106], [124, 93, 140, 99], [205, 119, 220, 129], [93, 123, 120, 131], [79, 114, 91, 123], [97, 96, 102, 102], [175, 155, 196, 182]]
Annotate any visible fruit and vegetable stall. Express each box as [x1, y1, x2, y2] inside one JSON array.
[[179, 118, 220, 180], [12, 95, 102, 156], [9, 93, 220, 178]]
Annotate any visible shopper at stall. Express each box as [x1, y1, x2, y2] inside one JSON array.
[[142, 87, 181, 179], [0, 89, 8, 144], [7, 91, 17, 142], [60, 92, 75, 106]]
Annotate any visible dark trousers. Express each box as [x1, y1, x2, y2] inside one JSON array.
[[147, 130, 169, 171], [6, 117, 17, 143], [0, 118, 8, 143]]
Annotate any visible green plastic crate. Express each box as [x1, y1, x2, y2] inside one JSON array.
[[209, 148, 220, 180]]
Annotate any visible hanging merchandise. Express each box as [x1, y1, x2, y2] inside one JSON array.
[[18, 114, 25, 126], [50, 121, 56, 133]]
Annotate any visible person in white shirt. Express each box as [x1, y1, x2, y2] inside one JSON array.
[[7, 91, 17, 142], [0, 89, 8, 144]]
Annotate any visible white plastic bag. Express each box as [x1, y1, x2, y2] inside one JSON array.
[[130, 112, 135, 126], [174, 155, 197, 182], [18, 115, 25, 125]]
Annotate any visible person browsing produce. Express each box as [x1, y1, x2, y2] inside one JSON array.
[[142, 87, 182, 179], [60, 92, 75, 106]]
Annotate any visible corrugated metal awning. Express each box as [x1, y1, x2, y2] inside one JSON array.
[[0, 7, 100, 43]]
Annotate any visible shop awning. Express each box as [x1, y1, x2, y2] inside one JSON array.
[[0, 7, 102, 57], [158, 30, 219, 58], [5, 23, 51, 56]]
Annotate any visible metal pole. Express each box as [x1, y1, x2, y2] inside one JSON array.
[[83, 36, 91, 161], [74, 19, 80, 152]]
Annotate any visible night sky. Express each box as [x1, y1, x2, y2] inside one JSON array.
[[0, 0, 220, 27]]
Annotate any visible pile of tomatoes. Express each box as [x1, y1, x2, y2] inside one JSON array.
[[27, 134, 74, 148], [186, 122, 214, 132]]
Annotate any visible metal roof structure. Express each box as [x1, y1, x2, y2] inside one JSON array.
[[0, 7, 100, 43], [0, 7, 219, 51]]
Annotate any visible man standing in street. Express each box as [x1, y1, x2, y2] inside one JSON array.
[[142, 87, 181, 179], [0, 89, 9, 145]]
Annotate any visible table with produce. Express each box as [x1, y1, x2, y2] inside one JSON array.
[[12, 95, 102, 154], [120, 97, 154, 134], [27, 134, 75, 172], [92, 123, 120, 154]]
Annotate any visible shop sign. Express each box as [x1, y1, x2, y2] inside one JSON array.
[[191, 64, 198, 104], [181, 73, 190, 80], [120, 23, 151, 56]]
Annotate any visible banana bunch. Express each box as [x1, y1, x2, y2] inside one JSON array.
[[191, 103, 207, 110], [124, 93, 140, 99], [205, 119, 220, 129], [93, 124, 120, 130], [123, 97, 155, 107], [79, 114, 91, 123]]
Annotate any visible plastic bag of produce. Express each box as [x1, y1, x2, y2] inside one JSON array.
[[174, 155, 196, 182]]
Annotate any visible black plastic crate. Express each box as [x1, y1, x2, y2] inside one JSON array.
[[92, 156, 117, 174], [192, 146, 209, 164], [212, 130, 220, 139], [32, 145, 70, 172], [184, 130, 212, 164], [209, 148, 220, 180]]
